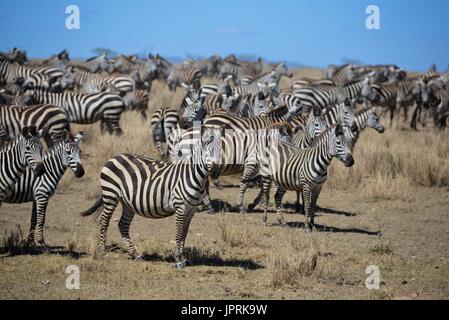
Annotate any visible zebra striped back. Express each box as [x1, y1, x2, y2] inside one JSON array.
[[0, 104, 70, 146]]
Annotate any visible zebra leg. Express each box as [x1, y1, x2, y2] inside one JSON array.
[[295, 191, 303, 214], [118, 207, 140, 260], [261, 176, 272, 226], [108, 119, 123, 136], [174, 206, 195, 269], [411, 104, 421, 130], [248, 188, 263, 212], [236, 165, 259, 213], [98, 197, 119, 257], [27, 201, 38, 246], [274, 188, 287, 226], [389, 104, 396, 127], [35, 198, 49, 249], [303, 187, 314, 232]]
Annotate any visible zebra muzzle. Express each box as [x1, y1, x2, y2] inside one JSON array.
[[74, 163, 85, 178], [34, 162, 46, 177], [344, 155, 355, 167]]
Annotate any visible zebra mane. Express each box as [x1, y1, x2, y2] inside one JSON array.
[[0, 134, 21, 152], [263, 105, 290, 117], [311, 126, 334, 147]]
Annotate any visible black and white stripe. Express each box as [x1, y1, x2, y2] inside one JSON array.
[[80, 127, 222, 268], [2, 131, 84, 246]]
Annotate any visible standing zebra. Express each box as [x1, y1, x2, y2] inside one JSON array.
[[80, 127, 222, 268], [0, 126, 45, 206], [250, 124, 354, 230], [204, 103, 301, 131], [294, 77, 375, 110], [0, 104, 71, 146], [2, 131, 84, 246], [69, 54, 114, 73], [344, 107, 385, 147], [24, 87, 125, 135], [123, 89, 150, 120], [150, 107, 180, 158], [167, 64, 202, 92], [60, 66, 135, 96]]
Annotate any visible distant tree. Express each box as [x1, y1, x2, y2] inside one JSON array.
[[92, 48, 117, 58]]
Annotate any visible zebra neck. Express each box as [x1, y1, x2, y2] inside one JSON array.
[[43, 144, 67, 177]]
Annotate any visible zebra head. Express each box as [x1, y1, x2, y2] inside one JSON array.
[[20, 126, 45, 176], [330, 124, 354, 167], [360, 77, 380, 103], [59, 66, 78, 90], [366, 109, 385, 133], [253, 92, 271, 116], [180, 96, 207, 129], [337, 98, 356, 127], [199, 127, 222, 177], [62, 130, 85, 178], [306, 107, 327, 141]]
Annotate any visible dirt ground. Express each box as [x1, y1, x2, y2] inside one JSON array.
[[1, 175, 448, 299], [1, 68, 448, 300]]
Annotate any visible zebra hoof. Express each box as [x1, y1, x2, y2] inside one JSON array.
[[215, 184, 223, 190], [134, 255, 144, 261], [238, 207, 247, 214], [248, 203, 256, 212], [175, 260, 187, 269]]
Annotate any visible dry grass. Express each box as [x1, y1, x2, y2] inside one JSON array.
[[266, 230, 319, 288], [0, 224, 28, 255], [327, 128, 449, 200]]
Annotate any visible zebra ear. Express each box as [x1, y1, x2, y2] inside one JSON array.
[[74, 131, 83, 144]]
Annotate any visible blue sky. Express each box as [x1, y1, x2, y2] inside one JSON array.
[[1, 0, 448, 71]]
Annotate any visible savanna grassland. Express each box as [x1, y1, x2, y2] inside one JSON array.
[[1, 68, 448, 300]]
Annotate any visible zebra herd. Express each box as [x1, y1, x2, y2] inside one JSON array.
[[1, 47, 448, 268]]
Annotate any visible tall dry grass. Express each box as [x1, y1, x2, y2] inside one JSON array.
[[327, 127, 449, 200]]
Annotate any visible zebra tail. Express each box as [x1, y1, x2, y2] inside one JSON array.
[[80, 196, 103, 216]]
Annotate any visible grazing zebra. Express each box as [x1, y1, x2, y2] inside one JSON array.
[[218, 59, 244, 85], [2, 131, 84, 246], [167, 64, 202, 92], [0, 126, 45, 205], [123, 89, 150, 120], [80, 127, 222, 268], [60, 66, 135, 96], [69, 54, 114, 73], [0, 104, 71, 146], [250, 124, 354, 230], [24, 87, 125, 135]]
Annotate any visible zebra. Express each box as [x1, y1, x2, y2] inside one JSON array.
[[204, 102, 301, 131], [344, 107, 385, 147], [0, 48, 28, 65], [167, 122, 294, 213], [69, 54, 114, 73], [194, 55, 223, 77], [80, 126, 222, 269], [23, 87, 126, 135], [250, 123, 354, 230], [60, 66, 135, 96], [150, 107, 181, 158], [41, 49, 70, 67], [218, 59, 244, 85], [0, 126, 45, 206], [246, 62, 293, 87], [122, 89, 150, 120], [293, 77, 374, 110], [418, 81, 449, 129], [167, 64, 202, 92], [2, 130, 84, 247], [322, 98, 356, 127], [0, 104, 71, 146], [1, 56, 45, 86]]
